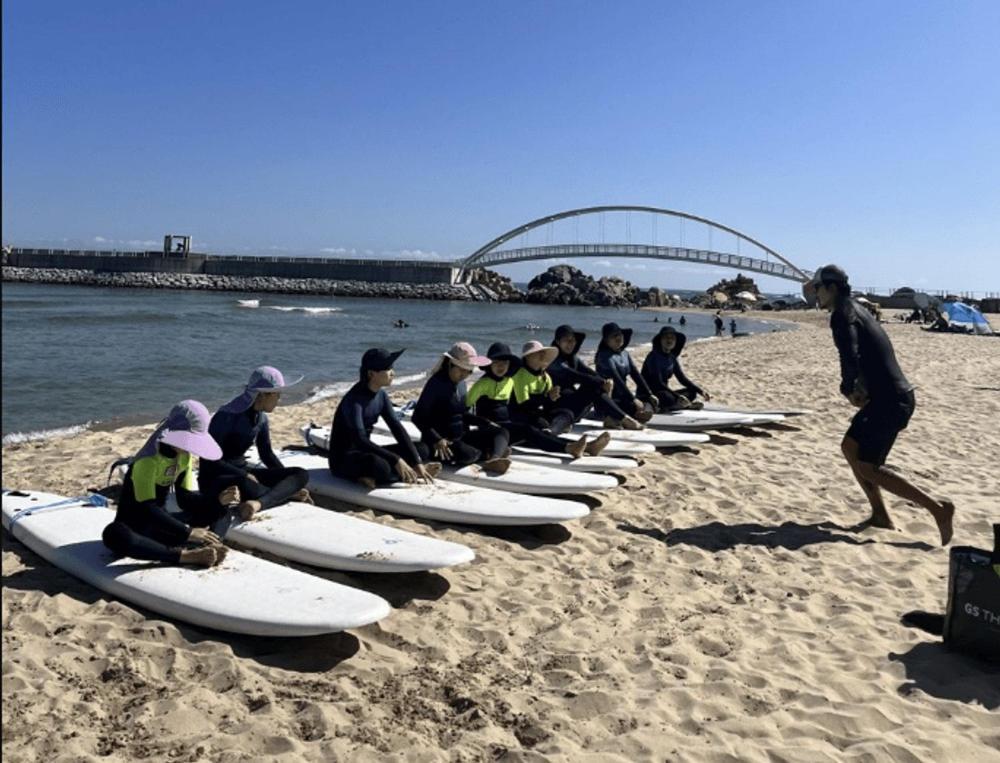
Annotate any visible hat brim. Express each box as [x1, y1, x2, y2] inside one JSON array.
[[249, 374, 304, 393], [523, 346, 560, 365], [445, 353, 491, 371], [160, 430, 222, 461]]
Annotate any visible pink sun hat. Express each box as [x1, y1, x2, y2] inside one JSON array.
[[443, 342, 492, 371]]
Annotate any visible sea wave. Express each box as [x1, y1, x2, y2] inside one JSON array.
[[3, 422, 92, 446], [303, 372, 428, 404], [266, 306, 343, 314]]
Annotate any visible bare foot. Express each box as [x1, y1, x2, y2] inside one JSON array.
[[621, 416, 643, 431], [482, 457, 512, 475], [238, 500, 262, 521], [864, 511, 896, 530], [423, 462, 443, 478], [602, 416, 622, 430], [585, 432, 611, 456], [566, 436, 588, 459], [358, 477, 377, 490], [213, 545, 229, 565], [291, 488, 313, 505], [933, 501, 955, 546], [635, 408, 654, 424], [180, 545, 224, 567]]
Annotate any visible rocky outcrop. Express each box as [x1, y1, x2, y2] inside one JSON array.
[[705, 273, 761, 301], [469, 268, 524, 302], [525, 265, 639, 307], [2, 267, 476, 301]]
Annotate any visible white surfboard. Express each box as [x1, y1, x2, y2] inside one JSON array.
[[702, 403, 812, 417], [1, 489, 391, 636], [643, 410, 783, 430], [274, 451, 590, 526], [217, 502, 475, 573], [571, 422, 712, 446]]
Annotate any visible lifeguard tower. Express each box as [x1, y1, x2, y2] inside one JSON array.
[[163, 234, 192, 257]]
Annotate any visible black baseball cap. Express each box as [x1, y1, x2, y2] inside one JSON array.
[[808, 264, 849, 289], [361, 348, 404, 372]]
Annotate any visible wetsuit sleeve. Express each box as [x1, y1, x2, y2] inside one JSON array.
[[255, 416, 283, 469], [831, 310, 860, 397], [381, 395, 422, 464], [208, 415, 250, 477], [673, 360, 703, 396], [574, 359, 606, 390], [126, 468, 190, 544], [343, 397, 407, 463], [413, 384, 445, 444], [597, 350, 636, 404]]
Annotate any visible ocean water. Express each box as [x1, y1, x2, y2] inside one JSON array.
[[1, 282, 789, 441]]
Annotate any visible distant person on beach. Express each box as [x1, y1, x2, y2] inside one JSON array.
[[595, 322, 657, 423], [714, 313, 724, 337], [641, 326, 710, 411], [412, 342, 511, 474], [509, 339, 611, 455], [805, 265, 955, 544], [327, 348, 441, 488], [467, 342, 590, 459], [549, 324, 643, 430], [730, 319, 737, 337], [102, 400, 229, 568], [199, 366, 310, 522]]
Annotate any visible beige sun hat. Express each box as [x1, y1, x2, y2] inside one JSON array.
[[521, 340, 559, 366]]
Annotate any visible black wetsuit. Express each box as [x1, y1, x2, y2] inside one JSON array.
[[102, 445, 223, 564], [832, 297, 915, 465], [640, 333, 704, 411], [198, 408, 308, 511], [412, 368, 509, 466], [548, 333, 629, 423], [467, 370, 569, 453], [595, 336, 655, 411], [328, 381, 429, 485]]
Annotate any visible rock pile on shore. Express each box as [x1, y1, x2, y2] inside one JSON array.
[[2, 267, 479, 301], [525, 265, 639, 306]]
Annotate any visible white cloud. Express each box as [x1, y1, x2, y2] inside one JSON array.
[[126, 239, 158, 247], [320, 246, 357, 256], [93, 236, 108, 243]]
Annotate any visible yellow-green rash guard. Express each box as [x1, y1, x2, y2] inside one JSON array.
[[467, 374, 515, 423], [511, 367, 552, 404], [130, 451, 196, 502]]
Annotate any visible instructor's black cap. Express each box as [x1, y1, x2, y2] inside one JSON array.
[[808, 264, 849, 289], [361, 347, 405, 372]]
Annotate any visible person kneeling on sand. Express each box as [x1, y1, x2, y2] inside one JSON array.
[[595, 322, 658, 424], [327, 348, 441, 489], [641, 326, 711, 412], [805, 265, 955, 545], [549, 324, 643, 431], [412, 342, 512, 475], [467, 342, 590, 459], [102, 400, 229, 567], [199, 366, 311, 522], [512, 341, 610, 456]]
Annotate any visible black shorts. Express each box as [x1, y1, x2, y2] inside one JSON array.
[[846, 390, 915, 466]]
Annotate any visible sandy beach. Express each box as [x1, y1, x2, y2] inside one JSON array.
[[3, 312, 999, 762]]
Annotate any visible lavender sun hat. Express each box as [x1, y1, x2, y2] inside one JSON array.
[[218, 366, 303, 414], [135, 400, 223, 461]]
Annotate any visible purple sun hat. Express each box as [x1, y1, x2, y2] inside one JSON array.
[[135, 400, 223, 461], [218, 365, 303, 414]]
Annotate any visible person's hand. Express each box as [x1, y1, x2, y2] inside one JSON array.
[[701, 390, 712, 402], [848, 389, 868, 408], [433, 439, 453, 461], [634, 400, 645, 414], [188, 527, 222, 546], [602, 379, 613, 395], [218, 486, 240, 506], [395, 458, 418, 484], [414, 464, 437, 484], [548, 386, 561, 401]]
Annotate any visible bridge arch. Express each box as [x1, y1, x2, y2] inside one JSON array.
[[458, 205, 810, 283]]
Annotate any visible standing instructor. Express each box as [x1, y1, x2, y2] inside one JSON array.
[[805, 265, 954, 545]]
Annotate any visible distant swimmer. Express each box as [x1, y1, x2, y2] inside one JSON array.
[[393, 319, 410, 328], [729, 319, 737, 337], [714, 312, 724, 337], [678, 315, 686, 326], [805, 265, 955, 545]]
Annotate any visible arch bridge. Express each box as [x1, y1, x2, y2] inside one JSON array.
[[457, 206, 811, 284]]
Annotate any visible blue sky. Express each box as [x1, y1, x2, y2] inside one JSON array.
[[3, 1, 998, 293]]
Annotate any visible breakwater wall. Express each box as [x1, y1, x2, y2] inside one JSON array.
[[5, 248, 459, 285], [2, 267, 480, 301]]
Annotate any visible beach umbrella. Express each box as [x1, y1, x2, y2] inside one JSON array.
[[942, 302, 995, 335], [734, 291, 757, 302]]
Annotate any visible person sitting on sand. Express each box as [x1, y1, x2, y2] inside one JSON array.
[[548, 324, 642, 431], [412, 342, 512, 475], [805, 265, 955, 545], [511, 340, 610, 456], [327, 348, 440, 489], [595, 322, 658, 424], [467, 342, 590, 459], [199, 366, 311, 522], [641, 326, 711, 412], [102, 400, 230, 568]]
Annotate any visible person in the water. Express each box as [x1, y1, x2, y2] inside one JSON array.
[[511, 340, 610, 456], [328, 348, 441, 488], [102, 400, 229, 567], [412, 342, 512, 474], [641, 326, 710, 411], [548, 324, 642, 431], [199, 366, 310, 522], [467, 342, 589, 459], [805, 264, 955, 545], [595, 322, 657, 424]]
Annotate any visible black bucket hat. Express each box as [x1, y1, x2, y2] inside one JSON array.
[[361, 348, 405, 372], [552, 324, 586, 355], [652, 325, 687, 355], [600, 322, 633, 349], [485, 342, 520, 376]]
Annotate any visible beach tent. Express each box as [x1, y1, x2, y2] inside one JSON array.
[[942, 302, 994, 335]]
